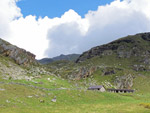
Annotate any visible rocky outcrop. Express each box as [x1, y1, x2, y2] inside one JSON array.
[[0, 57, 27, 79], [76, 32, 150, 63], [114, 74, 134, 89], [0, 54, 53, 80], [0, 38, 37, 66], [102, 67, 116, 75], [76, 67, 97, 79], [132, 65, 147, 71]]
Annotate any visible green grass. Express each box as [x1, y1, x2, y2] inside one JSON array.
[[1, 78, 150, 113], [1, 32, 150, 113], [7, 75, 74, 89], [133, 75, 150, 94]]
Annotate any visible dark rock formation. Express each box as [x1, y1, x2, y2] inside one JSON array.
[[76, 66, 97, 79], [103, 67, 116, 75], [0, 38, 37, 66], [76, 32, 150, 63]]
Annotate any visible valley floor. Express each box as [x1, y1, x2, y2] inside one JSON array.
[[0, 78, 150, 113]]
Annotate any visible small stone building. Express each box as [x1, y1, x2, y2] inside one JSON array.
[[88, 85, 106, 92], [107, 89, 134, 93]]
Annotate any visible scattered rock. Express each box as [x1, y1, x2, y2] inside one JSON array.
[[51, 96, 57, 102], [48, 93, 52, 96], [40, 100, 45, 103], [34, 82, 38, 84], [27, 96, 33, 98], [0, 88, 5, 91], [39, 82, 43, 84], [47, 78, 50, 81], [34, 95, 39, 98], [133, 65, 147, 71], [6, 100, 10, 103]]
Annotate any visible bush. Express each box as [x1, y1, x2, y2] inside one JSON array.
[[140, 103, 150, 109]]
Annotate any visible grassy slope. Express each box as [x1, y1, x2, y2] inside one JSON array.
[[0, 81, 150, 113], [0, 66, 150, 113], [18, 53, 150, 113], [1, 34, 150, 112]]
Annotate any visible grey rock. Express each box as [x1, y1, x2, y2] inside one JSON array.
[[51, 96, 57, 102], [0, 88, 5, 91], [40, 100, 45, 103], [114, 74, 133, 89], [0, 38, 37, 66]]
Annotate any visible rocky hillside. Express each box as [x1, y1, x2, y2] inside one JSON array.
[[1, 33, 150, 90], [45, 32, 150, 89], [76, 32, 150, 64], [38, 54, 80, 64], [0, 38, 52, 80], [0, 38, 37, 66]]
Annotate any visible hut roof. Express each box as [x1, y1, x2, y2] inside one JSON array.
[[88, 85, 103, 89]]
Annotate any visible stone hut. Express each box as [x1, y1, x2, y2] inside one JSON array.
[[107, 89, 134, 93], [88, 85, 106, 92]]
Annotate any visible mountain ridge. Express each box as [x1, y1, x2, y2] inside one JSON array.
[[76, 32, 150, 63], [38, 54, 80, 64]]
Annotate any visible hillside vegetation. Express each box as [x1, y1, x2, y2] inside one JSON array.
[[1, 33, 150, 113]]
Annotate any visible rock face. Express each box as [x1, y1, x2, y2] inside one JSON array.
[[76, 32, 150, 63], [0, 38, 37, 66], [114, 74, 134, 89], [102, 67, 116, 75], [76, 67, 97, 79]]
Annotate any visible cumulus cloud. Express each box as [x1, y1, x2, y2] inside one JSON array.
[[8, 9, 89, 59], [84, 0, 150, 48], [0, 0, 150, 59], [0, 0, 21, 38], [46, 0, 150, 57], [46, 10, 89, 57]]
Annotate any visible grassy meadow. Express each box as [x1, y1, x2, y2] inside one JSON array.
[[0, 74, 150, 113]]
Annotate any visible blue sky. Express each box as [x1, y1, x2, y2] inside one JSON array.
[[17, 0, 114, 18]]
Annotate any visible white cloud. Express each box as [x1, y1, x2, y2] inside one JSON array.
[[9, 15, 49, 59], [8, 9, 88, 59], [0, 0, 21, 38], [46, 0, 150, 57], [83, 0, 150, 48], [0, 0, 150, 59]]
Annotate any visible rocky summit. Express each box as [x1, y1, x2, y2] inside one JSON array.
[[0, 38, 37, 66], [76, 32, 150, 64]]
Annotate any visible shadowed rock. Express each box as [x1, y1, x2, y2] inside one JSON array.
[[76, 32, 150, 63], [0, 38, 37, 66]]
